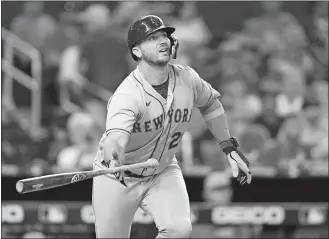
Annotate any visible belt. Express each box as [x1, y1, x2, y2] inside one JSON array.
[[124, 170, 154, 178], [99, 161, 154, 178]]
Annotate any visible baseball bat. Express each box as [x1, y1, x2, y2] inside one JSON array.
[[16, 158, 158, 194]]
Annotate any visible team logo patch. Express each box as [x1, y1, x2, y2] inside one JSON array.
[[71, 174, 87, 183]]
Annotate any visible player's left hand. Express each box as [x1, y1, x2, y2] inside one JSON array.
[[220, 137, 252, 185], [227, 150, 252, 185]]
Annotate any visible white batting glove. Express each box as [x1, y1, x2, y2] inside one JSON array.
[[220, 137, 252, 185], [227, 150, 252, 185]]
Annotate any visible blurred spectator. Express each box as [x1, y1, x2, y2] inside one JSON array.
[[254, 93, 284, 138], [217, 37, 262, 88], [111, 1, 175, 30], [238, 123, 279, 177], [41, 18, 85, 125], [274, 63, 305, 118], [243, 1, 308, 58], [29, 158, 50, 176], [78, 4, 130, 98], [304, 79, 328, 109], [47, 111, 70, 164], [77, 3, 111, 32], [169, 2, 212, 66], [310, 1, 328, 67], [44, 13, 82, 58], [308, 2, 329, 86], [313, 80, 328, 110], [110, 1, 144, 27], [239, 124, 271, 157], [299, 107, 328, 159], [220, 78, 263, 122], [57, 19, 86, 107], [277, 116, 305, 158], [276, 116, 306, 177], [218, 44, 245, 80], [10, 2, 57, 51], [199, 136, 228, 171], [178, 131, 220, 177], [83, 99, 107, 132], [9, 1, 58, 108], [54, 112, 98, 172]]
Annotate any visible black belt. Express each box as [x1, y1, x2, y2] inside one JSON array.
[[124, 170, 154, 178], [100, 161, 154, 178]]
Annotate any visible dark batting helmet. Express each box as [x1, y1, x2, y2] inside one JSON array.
[[127, 15, 178, 61]]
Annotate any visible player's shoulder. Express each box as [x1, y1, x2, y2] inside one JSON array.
[[169, 63, 200, 84], [170, 63, 199, 77], [107, 71, 144, 109], [170, 63, 193, 73], [113, 72, 142, 96]]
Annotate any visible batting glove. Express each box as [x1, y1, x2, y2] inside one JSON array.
[[220, 137, 252, 185]]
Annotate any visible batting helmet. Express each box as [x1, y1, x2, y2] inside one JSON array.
[[127, 15, 178, 61]]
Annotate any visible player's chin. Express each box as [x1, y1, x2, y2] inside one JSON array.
[[157, 54, 170, 63]]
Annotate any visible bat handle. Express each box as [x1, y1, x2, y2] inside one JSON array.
[[121, 158, 158, 171]]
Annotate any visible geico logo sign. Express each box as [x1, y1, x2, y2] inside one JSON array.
[[211, 206, 285, 225], [81, 205, 95, 224], [2, 204, 24, 223]]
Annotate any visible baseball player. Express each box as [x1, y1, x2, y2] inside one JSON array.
[[92, 15, 252, 238]]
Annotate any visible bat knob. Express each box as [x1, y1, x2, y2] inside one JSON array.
[[147, 158, 159, 168], [16, 181, 24, 194]]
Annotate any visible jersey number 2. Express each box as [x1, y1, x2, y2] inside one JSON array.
[[168, 132, 182, 150]]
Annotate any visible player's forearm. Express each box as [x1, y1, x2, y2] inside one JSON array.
[[200, 99, 231, 143], [103, 131, 130, 163]]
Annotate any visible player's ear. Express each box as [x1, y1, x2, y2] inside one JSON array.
[[132, 46, 142, 59]]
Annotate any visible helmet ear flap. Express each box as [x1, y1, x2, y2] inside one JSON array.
[[169, 36, 179, 59]]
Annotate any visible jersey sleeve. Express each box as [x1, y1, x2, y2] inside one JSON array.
[[105, 93, 140, 136], [188, 67, 221, 109]]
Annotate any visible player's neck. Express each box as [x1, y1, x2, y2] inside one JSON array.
[[138, 62, 169, 86]]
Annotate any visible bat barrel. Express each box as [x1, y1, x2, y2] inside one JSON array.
[[16, 180, 56, 194], [15, 172, 92, 194], [16, 178, 72, 194]]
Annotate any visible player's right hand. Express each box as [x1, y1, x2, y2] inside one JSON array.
[[101, 149, 127, 187]]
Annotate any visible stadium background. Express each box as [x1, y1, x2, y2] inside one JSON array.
[[1, 1, 328, 238]]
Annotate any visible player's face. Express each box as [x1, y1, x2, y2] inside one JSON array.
[[139, 30, 171, 66]]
